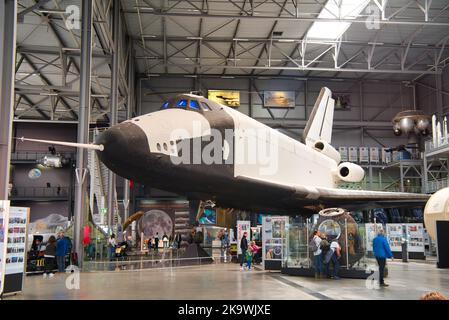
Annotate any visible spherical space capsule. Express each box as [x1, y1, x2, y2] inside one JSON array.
[[393, 122, 402, 136], [399, 117, 414, 134], [416, 118, 430, 131]]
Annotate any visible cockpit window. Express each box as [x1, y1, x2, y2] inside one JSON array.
[[200, 102, 211, 111], [177, 100, 187, 108], [162, 102, 169, 109], [189, 100, 200, 109]]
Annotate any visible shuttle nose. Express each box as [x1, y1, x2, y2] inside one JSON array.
[[95, 121, 149, 178]]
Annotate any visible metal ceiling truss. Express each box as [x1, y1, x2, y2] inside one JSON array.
[[15, 0, 136, 121], [129, 0, 449, 77]]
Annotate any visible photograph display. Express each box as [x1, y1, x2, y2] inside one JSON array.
[[207, 90, 240, 107], [263, 91, 295, 108]]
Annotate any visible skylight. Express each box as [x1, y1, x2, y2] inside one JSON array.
[[307, 0, 370, 40]]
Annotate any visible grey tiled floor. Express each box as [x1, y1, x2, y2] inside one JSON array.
[[6, 261, 449, 300]]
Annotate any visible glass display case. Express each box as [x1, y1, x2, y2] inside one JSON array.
[[283, 210, 377, 278]]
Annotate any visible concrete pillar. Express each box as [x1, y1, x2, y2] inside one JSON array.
[[0, 0, 17, 200], [73, 0, 94, 265]]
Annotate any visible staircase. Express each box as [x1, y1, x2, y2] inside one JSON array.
[[88, 128, 121, 235]]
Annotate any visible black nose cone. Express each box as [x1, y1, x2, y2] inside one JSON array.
[[95, 122, 149, 179]]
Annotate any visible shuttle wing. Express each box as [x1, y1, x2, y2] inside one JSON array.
[[236, 175, 429, 210]]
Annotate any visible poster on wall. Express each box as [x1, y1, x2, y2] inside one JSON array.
[[386, 224, 404, 252], [365, 223, 383, 252], [263, 91, 295, 108], [407, 223, 425, 253], [208, 90, 240, 107], [0, 201, 10, 294], [236, 220, 251, 255]]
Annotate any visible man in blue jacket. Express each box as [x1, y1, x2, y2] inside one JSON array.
[[56, 231, 70, 273], [373, 229, 393, 287]]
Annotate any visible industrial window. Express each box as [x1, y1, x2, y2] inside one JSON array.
[[189, 100, 200, 109], [177, 100, 187, 107]]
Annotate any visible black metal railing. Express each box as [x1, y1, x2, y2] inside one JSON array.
[[11, 151, 75, 161], [10, 186, 70, 198]]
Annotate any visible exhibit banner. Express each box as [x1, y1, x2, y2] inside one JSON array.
[[263, 91, 295, 108], [236, 220, 251, 255], [365, 223, 383, 252], [407, 223, 425, 253], [3, 206, 29, 295], [208, 90, 240, 107], [0, 201, 11, 295], [386, 224, 404, 252]]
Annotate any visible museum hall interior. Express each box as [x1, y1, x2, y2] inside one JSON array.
[[1, 0, 449, 303]]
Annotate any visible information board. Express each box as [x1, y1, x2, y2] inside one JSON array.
[[365, 223, 383, 252], [1, 205, 29, 295], [386, 223, 404, 252], [407, 223, 425, 253], [0, 201, 10, 294], [262, 216, 288, 262]]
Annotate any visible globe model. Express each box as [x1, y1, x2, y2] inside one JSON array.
[[138, 209, 173, 238]]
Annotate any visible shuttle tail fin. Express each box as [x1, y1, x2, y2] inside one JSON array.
[[303, 87, 335, 147]]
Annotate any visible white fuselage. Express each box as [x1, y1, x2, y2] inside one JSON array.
[[126, 102, 339, 189]]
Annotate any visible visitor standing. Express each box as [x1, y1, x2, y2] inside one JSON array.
[[108, 234, 117, 260], [154, 232, 159, 252], [56, 231, 70, 273], [373, 229, 393, 287], [324, 238, 341, 279], [310, 230, 324, 279], [43, 236, 56, 278], [239, 232, 248, 270]]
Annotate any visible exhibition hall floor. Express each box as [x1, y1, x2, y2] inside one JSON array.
[[7, 261, 449, 300]]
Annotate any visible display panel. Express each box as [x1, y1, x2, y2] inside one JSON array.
[[262, 216, 288, 265], [407, 223, 424, 253], [208, 90, 240, 107], [263, 91, 295, 108], [1, 206, 29, 295], [386, 224, 403, 252], [0, 201, 10, 294], [364, 223, 383, 252]]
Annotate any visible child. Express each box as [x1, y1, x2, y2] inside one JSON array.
[[245, 248, 253, 270]]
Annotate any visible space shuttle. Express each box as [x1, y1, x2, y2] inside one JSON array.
[[19, 87, 429, 214]]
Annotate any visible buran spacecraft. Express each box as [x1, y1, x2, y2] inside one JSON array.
[[20, 87, 429, 214]]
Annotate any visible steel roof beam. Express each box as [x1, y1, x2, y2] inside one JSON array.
[[122, 11, 449, 27]]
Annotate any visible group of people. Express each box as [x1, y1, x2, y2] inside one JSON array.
[[310, 228, 394, 286], [30, 231, 72, 278], [310, 230, 342, 280], [239, 232, 261, 271], [146, 232, 183, 253]]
